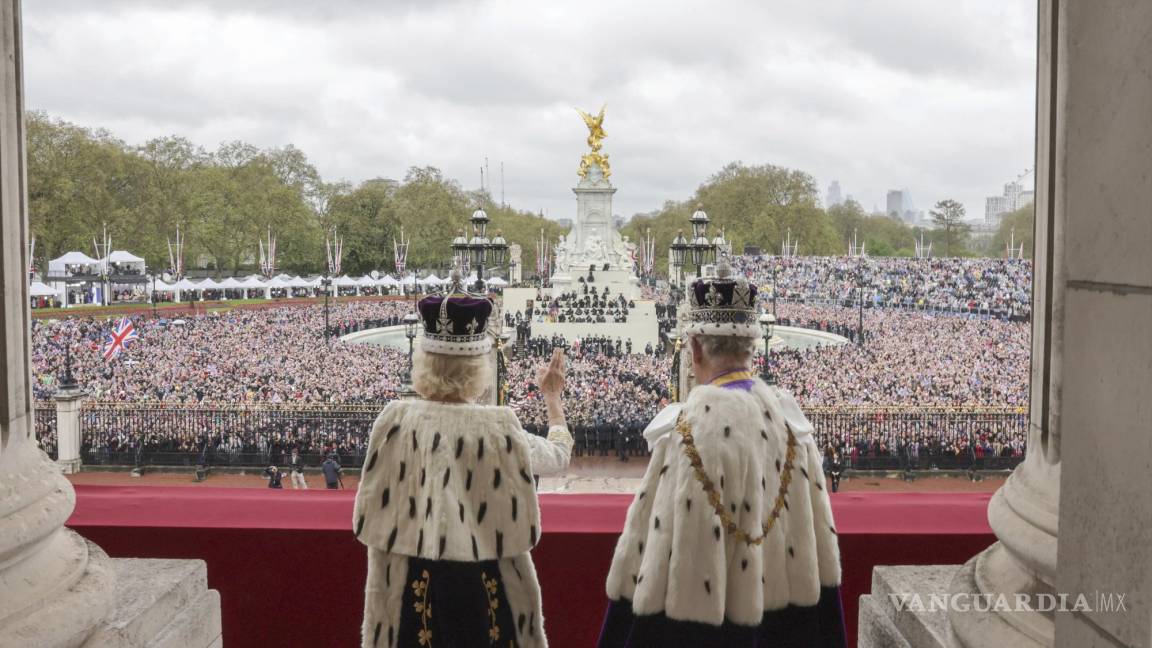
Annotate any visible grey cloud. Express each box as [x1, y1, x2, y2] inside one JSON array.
[[23, 0, 1037, 221]]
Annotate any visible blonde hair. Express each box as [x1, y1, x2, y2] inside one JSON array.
[[411, 348, 492, 403]]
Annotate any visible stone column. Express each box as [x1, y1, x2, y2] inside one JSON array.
[[862, 2, 1151, 646], [950, 2, 1152, 646], [54, 386, 84, 474], [0, 0, 118, 644]]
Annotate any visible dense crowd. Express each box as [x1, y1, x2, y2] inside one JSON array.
[[30, 255, 1034, 466], [733, 256, 1032, 319], [768, 304, 1030, 407], [522, 284, 635, 324], [31, 301, 412, 403]]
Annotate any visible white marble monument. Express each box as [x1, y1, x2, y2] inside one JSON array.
[[503, 106, 656, 350]]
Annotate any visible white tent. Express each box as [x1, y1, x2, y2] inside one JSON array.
[[48, 251, 100, 274], [357, 275, 378, 287], [150, 279, 175, 292], [378, 275, 400, 287], [103, 250, 145, 263], [218, 277, 243, 288], [334, 275, 360, 287], [487, 276, 508, 287], [421, 273, 443, 286], [240, 276, 266, 289], [288, 276, 314, 288], [265, 276, 290, 289], [197, 278, 222, 290], [29, 281, 59, 297], [172, 278, 201, 291]]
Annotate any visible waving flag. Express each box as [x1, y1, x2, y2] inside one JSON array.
[[103, 317, 138, 362]]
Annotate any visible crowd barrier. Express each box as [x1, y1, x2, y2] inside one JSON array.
[[31, 401, 1028, 471]]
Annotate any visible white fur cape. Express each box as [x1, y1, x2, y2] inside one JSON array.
[[605, 380, 842, 627], [355, 400, 549, 647]]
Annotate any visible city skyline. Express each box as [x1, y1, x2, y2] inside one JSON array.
[[26, 0, 1036, 223]]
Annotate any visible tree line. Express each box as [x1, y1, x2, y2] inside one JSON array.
[[27, 113, 1031, 281], [27, 112, 565, 277]]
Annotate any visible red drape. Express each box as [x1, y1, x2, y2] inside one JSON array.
[[69, 486, 993, 648]]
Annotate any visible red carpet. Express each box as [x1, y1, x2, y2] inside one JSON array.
[[69, 487, 994, 648]]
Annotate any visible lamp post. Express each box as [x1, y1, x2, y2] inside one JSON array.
[[668, 330, 682, 402], [688, 206, 713, 277], [59, 332, 78, 391], [759, 312, 776, 385], [321, 275, 333, 343], [771, 261, 778, 317], [669, 229, 688, 287], [856, 261, 866, 345], [150, 272, 158, 318], [402, 312, 419, 384], [450, 209, 509, 293]]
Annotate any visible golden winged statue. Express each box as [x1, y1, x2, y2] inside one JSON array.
[[576, 103, 611, 179]]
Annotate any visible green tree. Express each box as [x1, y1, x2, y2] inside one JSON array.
[[929, 199, 972, 257], [990, 204, 1034, 258]]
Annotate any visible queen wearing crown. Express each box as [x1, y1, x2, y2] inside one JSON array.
[[354, 288, 572, 648], [598, 263, 847, 647]]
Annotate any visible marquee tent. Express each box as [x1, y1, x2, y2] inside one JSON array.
[[29, 281, 59, 297]]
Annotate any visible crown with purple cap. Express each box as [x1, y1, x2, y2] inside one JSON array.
[[416, 268, 494, 356], [684, 260, 759, 338]]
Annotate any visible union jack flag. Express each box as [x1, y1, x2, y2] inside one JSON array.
[[103, 317, 138, 362]]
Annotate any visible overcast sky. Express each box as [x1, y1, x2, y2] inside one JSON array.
[[25, 0, 1036, 224]]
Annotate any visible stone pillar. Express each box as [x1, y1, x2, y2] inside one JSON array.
[[0, 1, 118, 643], [54, 386, 84, 474], [0, 5, 221, 646], [862, 2, 1151, 646], [1048, 1, 1151, 645]]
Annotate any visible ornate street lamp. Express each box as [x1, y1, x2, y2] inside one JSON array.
[[453, 208, 509, 293], [669, 229, 688, 287], [759, 312, 777, 385], [856, 261, 867, 346], [402, 312, 420, 383], [321, 276, 333, 343], [451, 229, 469, 273], [685, 206, 717, 277], [668, 329, 682, 402], [711, 227, 728, 265], [59, 333, 79, 391]]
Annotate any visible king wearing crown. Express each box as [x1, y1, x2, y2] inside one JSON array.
[[598, 262, 847, 647], [354, 285, 573, 648]]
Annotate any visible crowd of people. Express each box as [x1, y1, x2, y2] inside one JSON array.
[[31, 301, 412, 404], [732, 256, 1033, 319], [525, 284, 635, 324], [30, 255, 1035, 468]]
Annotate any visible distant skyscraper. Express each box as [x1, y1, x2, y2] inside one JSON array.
[[886, 190, 905, 220], [886, 189, 920, 224], [985, 181, 1035, 226], [826, 180, 843, 207]]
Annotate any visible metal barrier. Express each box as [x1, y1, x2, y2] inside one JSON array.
[[806, 407, 1027, 471], [72, 400, 1028, 470], [79, 402, 380, 469], [34, 404, 58, 461]]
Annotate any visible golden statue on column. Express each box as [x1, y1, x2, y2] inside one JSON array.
[[576, 104, 611, 179]]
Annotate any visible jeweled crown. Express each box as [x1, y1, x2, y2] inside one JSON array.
[[684, 261, 760, 338]]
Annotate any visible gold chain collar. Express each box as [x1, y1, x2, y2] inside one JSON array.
[[675, 413, 797, 546]]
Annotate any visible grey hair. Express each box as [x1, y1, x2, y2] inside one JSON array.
[[690, 333, 757, 363], [411, 348, 492, 403]]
